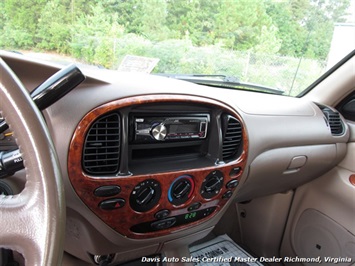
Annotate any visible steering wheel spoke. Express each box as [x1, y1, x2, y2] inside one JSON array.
[[1, 194, 46, 264], [0, 58, 65, 265]]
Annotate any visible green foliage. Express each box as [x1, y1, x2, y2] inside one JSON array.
[[70, 2, 124, 68], [1, 0, 350, 60], [36, 0, 72, 53], [2, 0, 46, 47], [137, 0, 171, 41], [215, 0, 275, 51], [166, 0, 219, 45], [266, 0, 351, 60], [0, 0, 350, 94], [265, 1, 307, 57], [102, 0, 142, 34]]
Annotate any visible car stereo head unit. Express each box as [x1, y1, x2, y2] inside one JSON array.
[[132, 114, 209, 143]]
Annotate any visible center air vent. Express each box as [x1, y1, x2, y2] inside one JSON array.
[[221, 114, 243, 161], [316, 103, 344, 136], [83, 113, 120, 175]]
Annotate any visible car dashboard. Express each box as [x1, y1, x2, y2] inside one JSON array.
[[0, 52, 350, 264]]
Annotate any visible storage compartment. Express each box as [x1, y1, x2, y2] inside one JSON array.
[[128, 140, 214, 175], [131, 142, 205, 160], [236, 144, 338, 201]]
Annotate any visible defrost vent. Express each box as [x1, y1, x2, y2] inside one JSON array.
[[83, 113, 121, 175], [316, 103, 344, 136], [221, 114, 243, 161]]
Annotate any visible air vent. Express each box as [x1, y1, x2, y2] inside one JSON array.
[[316, 103, 344, 136], [83, 113, 120, 175], [222, 114, 243, 161]]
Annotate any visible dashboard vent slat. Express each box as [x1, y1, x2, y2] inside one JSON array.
[[83, 113, 120, 175], [327, 112, 343, 135], [315, 103, 344, 136], [222, 114, 243, 161]]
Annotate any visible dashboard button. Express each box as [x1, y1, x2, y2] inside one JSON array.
[[222, 190, 233, 199], [94, 185, 121, 197], [151, 217, 176, 230], [226, 179, 239, 189], [188, 202, 201, 212], [155, 209, 170, 220], [229, 167, 241, 177], [99, 198, 125, 210]]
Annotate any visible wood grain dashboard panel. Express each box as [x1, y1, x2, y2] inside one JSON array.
[[350, 175, 355, 187], [68, 94, 248, 239]]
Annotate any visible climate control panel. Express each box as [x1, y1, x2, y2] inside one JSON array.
[[68, 165, 244, 238], [130, 207, 216, 233]]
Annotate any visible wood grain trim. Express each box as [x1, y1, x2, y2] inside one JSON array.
[[350, 175, 355, 186], [68, 94, 248, 239]]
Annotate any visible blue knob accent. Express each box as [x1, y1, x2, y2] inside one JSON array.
[[168, 175, 193, 202]]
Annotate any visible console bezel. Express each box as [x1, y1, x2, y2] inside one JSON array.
[[68, 94, 248, 239]]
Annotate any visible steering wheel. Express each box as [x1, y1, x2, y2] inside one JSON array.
[[0, 58, 65, 265]]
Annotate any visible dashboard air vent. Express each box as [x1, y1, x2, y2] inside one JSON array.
[[316, 103, 344, 136], [222, 114, 243, 161], [83, 113, 120, 175]]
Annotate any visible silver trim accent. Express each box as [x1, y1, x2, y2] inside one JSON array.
[[152, 124, 167, 140]]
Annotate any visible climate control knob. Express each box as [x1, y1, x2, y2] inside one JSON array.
[[130, 179, 161, 212], [200, 170, 224, 199], [151, 124, 167, 141], [168, 175, 194, 206]]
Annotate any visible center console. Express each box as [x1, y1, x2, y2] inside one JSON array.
[[68, 95, 248, 239]]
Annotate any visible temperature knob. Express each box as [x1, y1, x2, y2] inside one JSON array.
[[168, 175, 194, 206], [151, 124, 167, 141]]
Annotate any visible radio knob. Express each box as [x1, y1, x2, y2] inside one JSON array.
[[151, 124, 167, 141]]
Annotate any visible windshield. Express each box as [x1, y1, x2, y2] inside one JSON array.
[[1, 0, 354, 96]]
